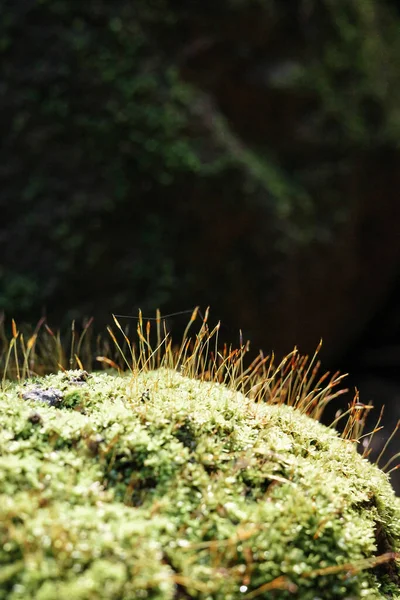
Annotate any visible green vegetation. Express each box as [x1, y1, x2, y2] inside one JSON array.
[[2, 0, 400, 320], [300, 0, 400, 146], [0, 312, 399, 598]]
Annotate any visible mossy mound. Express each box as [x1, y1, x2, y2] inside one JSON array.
[[1, 369, 399, 599]]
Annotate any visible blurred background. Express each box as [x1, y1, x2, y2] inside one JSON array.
[[1, 0, 400, 488]]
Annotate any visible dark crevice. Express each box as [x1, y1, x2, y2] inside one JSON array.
[[353, 496, 400, 588], [372, 521, 400, 588]]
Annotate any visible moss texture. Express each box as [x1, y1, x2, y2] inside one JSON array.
[[1, 368, 399, 599]]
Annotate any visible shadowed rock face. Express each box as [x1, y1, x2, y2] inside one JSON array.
[[1, 369, 399, 598], [1, 1, 400, 364], [22, 386, 64, 407]]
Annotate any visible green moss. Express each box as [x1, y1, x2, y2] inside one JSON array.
[[1, 368, 399, 598]]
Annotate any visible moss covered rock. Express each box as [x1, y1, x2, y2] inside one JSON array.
[[1, 368, 399, 599]]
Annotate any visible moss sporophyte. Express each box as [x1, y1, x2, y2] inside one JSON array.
[[0, 309, 399, 599]]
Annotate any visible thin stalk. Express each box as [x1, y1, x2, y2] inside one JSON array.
[[376, 419, 400, 468]]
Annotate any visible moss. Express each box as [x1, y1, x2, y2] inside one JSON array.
[[1, 368, 399, 599]]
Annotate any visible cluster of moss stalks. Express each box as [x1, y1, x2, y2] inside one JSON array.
[[0, 310, 399, 599]]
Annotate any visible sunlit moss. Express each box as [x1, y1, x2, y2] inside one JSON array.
[[1, 366, 399, 599]]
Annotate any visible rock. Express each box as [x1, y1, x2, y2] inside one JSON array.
[[22, 386, 64, 407]]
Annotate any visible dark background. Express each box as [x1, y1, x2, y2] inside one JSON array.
[[1, 1, 400, 488]]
